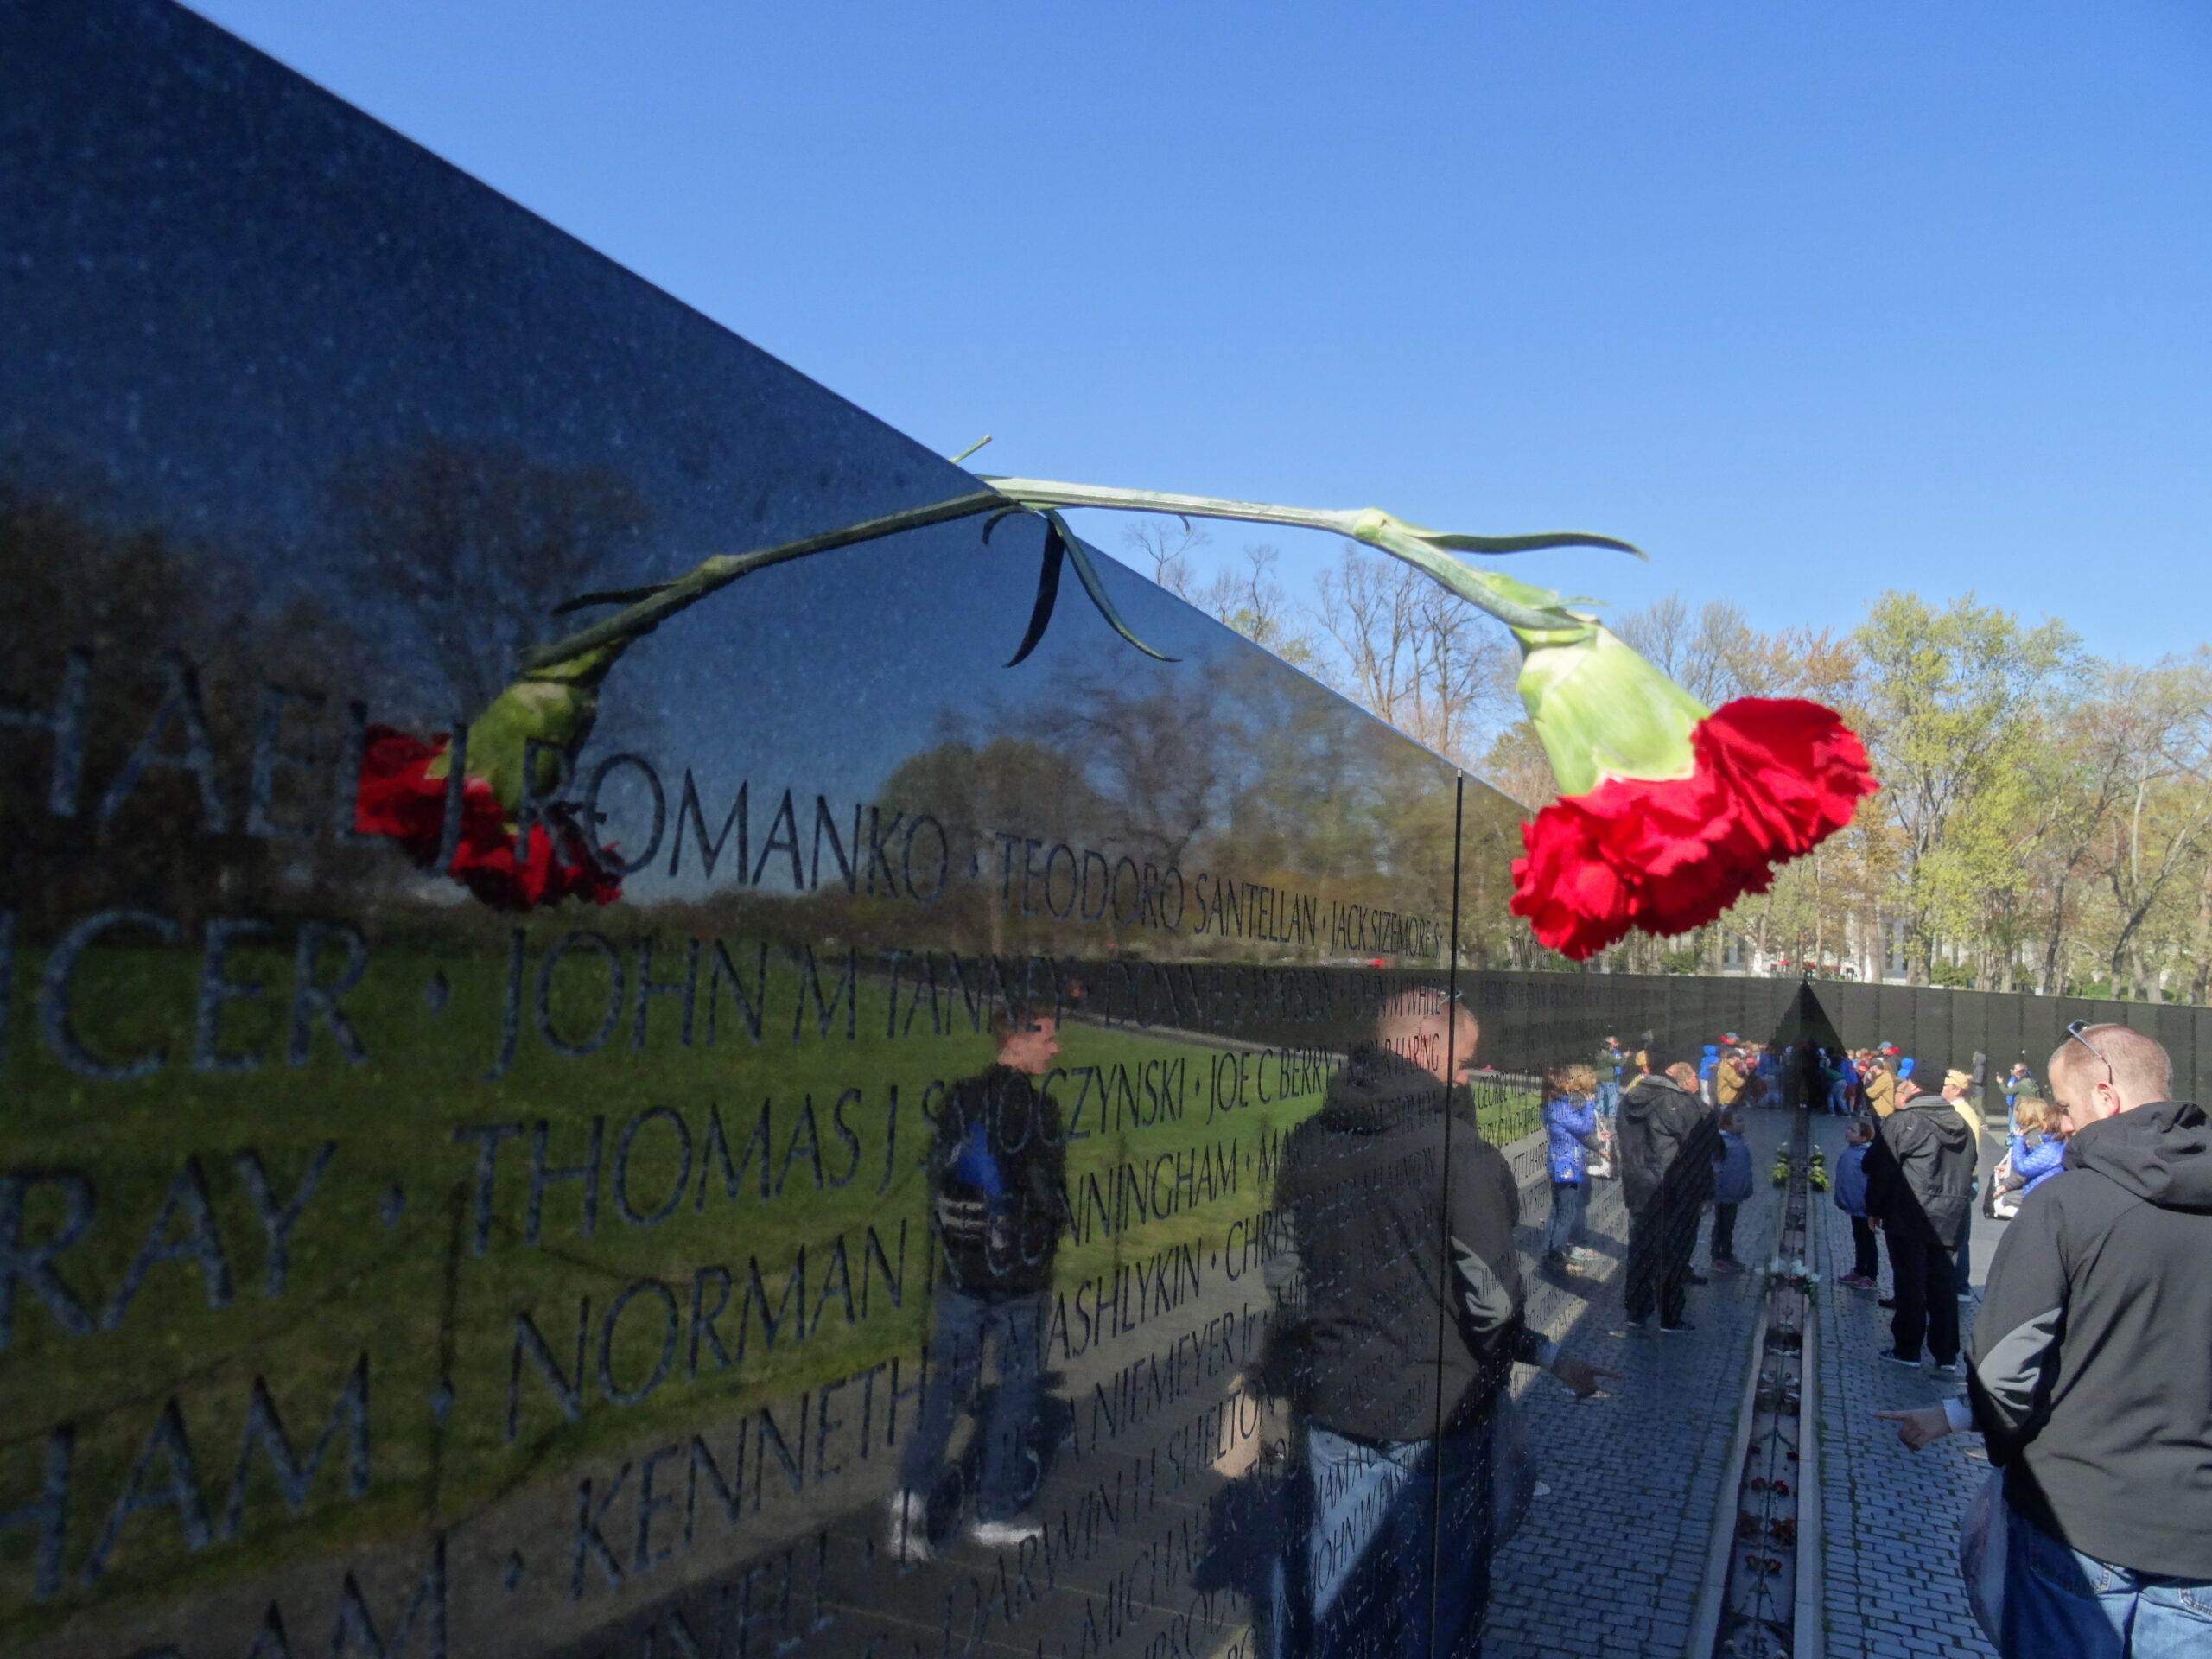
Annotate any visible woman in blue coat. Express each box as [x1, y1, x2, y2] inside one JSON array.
[[1543, 1062, 1605, 1268]]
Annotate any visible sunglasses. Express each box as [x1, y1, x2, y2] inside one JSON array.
[[2064, 1019, 2116, 1090]]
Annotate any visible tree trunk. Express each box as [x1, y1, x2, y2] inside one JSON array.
[[2190, 867, 2212, 1007]]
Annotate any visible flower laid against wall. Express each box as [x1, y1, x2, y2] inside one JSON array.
[[354, 469, 1876, 934]]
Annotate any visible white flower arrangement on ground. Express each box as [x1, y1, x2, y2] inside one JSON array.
[[1764, 1256, 1821, 1294]]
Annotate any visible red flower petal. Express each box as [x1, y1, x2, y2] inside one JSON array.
[[353, 728, 453, 864], [353, 724, 621, 910], [1694, 699, 1874, 859], [1510, 698, 1875, 959]]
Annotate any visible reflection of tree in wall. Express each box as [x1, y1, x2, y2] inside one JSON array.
[[1015, 652, 1466, 960], [885, 728, 1112, 955], [731, 652, 1475, 965], [328, 437, 649, 716], [0, 480, 375, 932], [1022, 662, 1225, 874]]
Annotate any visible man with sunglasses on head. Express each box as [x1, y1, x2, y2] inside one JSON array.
[[1878, 1021, 2212, 1656]]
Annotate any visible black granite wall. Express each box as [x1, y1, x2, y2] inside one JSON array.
[[0, 6, 2120, 1658]]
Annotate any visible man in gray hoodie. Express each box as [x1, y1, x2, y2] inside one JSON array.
[[1878, 1022, 2212, 1656], [1269, 988, 1614, 1659]]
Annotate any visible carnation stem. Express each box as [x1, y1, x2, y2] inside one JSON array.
[[518, 490, 1005, 670], [518, 477, 1638, 671]]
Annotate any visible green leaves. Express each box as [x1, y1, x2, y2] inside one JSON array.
[[993, 507, 1176, 667]]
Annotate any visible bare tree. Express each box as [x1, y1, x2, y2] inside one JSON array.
[[1197, 543, 1316, 664], [329, 438, 649, 714], [1314, 543, 1425, 729], [1120, 517, 1212, 602], [1313, 540, 1516, 769], [1615, 593, 1692, 679], [1617, 592, 1762, 705]]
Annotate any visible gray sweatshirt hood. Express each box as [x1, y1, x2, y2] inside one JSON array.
[[2068, 1101, 2212, 1212]]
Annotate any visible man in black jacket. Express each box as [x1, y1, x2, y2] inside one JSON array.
[[1864, 1065, 1975, 1371], [889, 1007, 1067, 1560], [1617, 1046, 1715, 1332], [1270, 988, 1613, 1659], [1878, 1023, 2212, 1656]]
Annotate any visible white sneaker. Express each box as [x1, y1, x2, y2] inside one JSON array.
[[969, 1517, 1045, 1548], [887, 1491, 931, 1562]]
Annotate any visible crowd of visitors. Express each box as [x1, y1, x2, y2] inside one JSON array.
[[888, 1003, 2208, 1659]]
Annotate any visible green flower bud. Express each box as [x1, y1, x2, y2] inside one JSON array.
[[1517, 626, 1710, 798], [446, 640, 632, 813]]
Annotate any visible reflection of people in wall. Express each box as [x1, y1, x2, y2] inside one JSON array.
[[1268, 989, 1616, 1657], [887, 1007, 1066, 1560]]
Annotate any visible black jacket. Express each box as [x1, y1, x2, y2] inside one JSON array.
[[928, 1065, 1067, 1294], [1967, 1101, 2212, 1576], [1616, 1075, 1715, 1221], [1269, 1049, 1549, 1443], [1865, 1094, 1975, 1246]]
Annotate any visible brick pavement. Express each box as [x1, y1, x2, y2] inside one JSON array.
[[1809, 1112, 1998, 1659], [1478, 1107, 1796, 1659]]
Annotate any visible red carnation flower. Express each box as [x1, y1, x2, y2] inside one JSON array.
[[1510, 697, 1875, 958], [355, 726, 620, 910]]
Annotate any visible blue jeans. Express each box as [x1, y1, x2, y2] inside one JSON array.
[[1596, 1078, 1620, 1118], [1300, 1421, 1493, 1659], [898, 1285, 1046, 1522], [1545, 1180, 1589, 1256], [2003, 1504, 2212, 1656]]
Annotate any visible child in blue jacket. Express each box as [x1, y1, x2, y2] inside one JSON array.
[[1708, 1108, 1754, 1273], [1542, 1062, 1605, 1268], [2006, 1097, 2068, 1198], [1834, 1118, 1877, 1287]]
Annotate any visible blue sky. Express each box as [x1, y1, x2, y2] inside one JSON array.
[[185, 0, 2212, 665]]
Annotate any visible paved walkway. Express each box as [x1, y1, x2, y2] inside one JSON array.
[[1479, 1108, 1794, 1659], [1809, 1111, 2000, 1659], [1489, 1105, 2017, 1659]]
